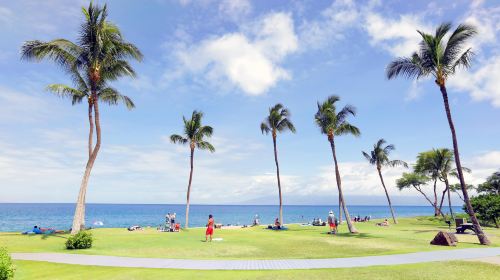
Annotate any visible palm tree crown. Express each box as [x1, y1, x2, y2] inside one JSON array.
[[386, 22, 476, 86], [260, 103, 296, 137], [170, 111, 215, 152], [21, 2, 143, 93], [314, 95, 360, 140], [362, 139, 408, 169], [396, 172, 430, 191]]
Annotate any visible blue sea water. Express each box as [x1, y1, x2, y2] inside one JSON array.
[[0, 203, 463, 232]]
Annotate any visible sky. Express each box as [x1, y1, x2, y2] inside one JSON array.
[[0, 0, 499, 206]]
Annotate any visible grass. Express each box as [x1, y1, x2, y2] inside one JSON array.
[[1, 217, 499, 260], [12, 260, 500, 280]]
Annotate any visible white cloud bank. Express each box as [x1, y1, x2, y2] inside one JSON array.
[[173, 12, 298, 96]]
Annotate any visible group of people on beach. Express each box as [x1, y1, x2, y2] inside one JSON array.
[[353, 215, 371, 222]]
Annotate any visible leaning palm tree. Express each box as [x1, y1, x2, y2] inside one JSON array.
[[396, 172, 433, 205], [450, 183, 475, 202], [415, 150, 444, 217], [315, 95, 359, 233], [260, 104, 296, 226], [386, 22, 490, 244], [170, 111, 215, 228], [21, 2, 143, 234], [363, 139, 408, 224]]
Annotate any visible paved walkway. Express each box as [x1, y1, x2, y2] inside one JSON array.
[[12, 248, 500, 270]]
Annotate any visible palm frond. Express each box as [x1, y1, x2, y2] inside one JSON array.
[[335, 123, 360, 137], [443, 23, 477, 67], [260, 122, 271, 135], [170, 134, 188, 145], [386, 55, 424, 80], [197, 141, 215, 153], [389, 159, 409, 168], [45, 84, 86, 101]]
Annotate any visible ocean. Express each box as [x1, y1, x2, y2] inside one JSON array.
[[0, 203, 463, 232]]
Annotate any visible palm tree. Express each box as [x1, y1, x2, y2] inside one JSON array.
[[46, 70, 135, 158], [386, 22, 490, 244], [260, 104, 296, 226], [21, 2, 143, 234], [450, 183, 475, 202], [315, 95, 359, 233], [415, 150, 445, 217], [363, 139, 408, 224], [396, 172, 434, 206], [170, 111, 215, 228]]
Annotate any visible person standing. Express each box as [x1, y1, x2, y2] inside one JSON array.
[[205, 214, 214, 242], [327, 210, 336, 234], [171, 213, 176, 227]]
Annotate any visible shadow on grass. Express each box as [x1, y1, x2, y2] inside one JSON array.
[[319, 232, 378, 239]]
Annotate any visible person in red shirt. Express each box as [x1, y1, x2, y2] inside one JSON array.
[[205, 214, 214, 242]]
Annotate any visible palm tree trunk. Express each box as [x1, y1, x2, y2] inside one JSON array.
[[185, 147, 194, 228], [440, 85, 490, 245], [338, 196, 342, 224], [446, 179, 454, 221], [71, 93, 102, 234], [273, 135, 284, 225], [329, 138, 357, 233], [81, 101, 94, 226], [433, 179, 439, 216], [438, 184, 447, 215], [88, 102, 94, 158], [377, 167, 397, 224], [414, 187, 437, 209]]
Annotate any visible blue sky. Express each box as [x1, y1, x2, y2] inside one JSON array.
[[0, 0, 499, 205]]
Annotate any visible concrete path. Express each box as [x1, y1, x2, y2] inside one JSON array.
[[12, 248, 500, 270]]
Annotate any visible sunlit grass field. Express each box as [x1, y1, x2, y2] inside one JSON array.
[[1, 217, 498, 260]]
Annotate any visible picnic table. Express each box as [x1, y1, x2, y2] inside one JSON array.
[[456, 222, 474, 233]]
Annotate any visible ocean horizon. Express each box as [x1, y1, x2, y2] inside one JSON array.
[[0, 203, 463, 232]]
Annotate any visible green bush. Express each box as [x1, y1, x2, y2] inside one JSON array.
[[65, 231, 93, 250], [0, 247, 14, 280], [465, 194, 500, 228]]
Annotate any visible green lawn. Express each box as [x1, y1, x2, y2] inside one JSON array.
[[12, 260, 500, 280], [1, 217, 499, 260]]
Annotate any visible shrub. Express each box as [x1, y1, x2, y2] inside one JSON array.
[[464, 194, 500, 228], [65, 231, 93, 250], [0, 247, 14, 280]]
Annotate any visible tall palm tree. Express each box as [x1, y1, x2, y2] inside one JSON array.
[[170, 111, 215, 228], [315, 95, 359, 233], [363, 139, 408, 224], [386, 22, 490, 244], [260, 104, 296, 226], [21, 2, 143, 234], [46, 70, 135, 158]]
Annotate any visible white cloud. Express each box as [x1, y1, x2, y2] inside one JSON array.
[[449, 56, 500, 107], [447, 2, 500, 107], [0, 86, 51, 123], [363, 13, 430, 57], [173, 12, 298, 95], [219, 0, 252, 22], [298, 0, 359, 50]]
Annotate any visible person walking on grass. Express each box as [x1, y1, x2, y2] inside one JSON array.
[[328, 210, 337, 234], [205, 214, 214, 242]]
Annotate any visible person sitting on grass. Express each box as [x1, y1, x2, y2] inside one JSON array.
[[205, 214, 214, 242], [376, 218, 390, 227], [274, 218, 281, 229]]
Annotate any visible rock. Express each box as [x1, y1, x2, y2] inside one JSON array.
[[430, 231, 458, 246]]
